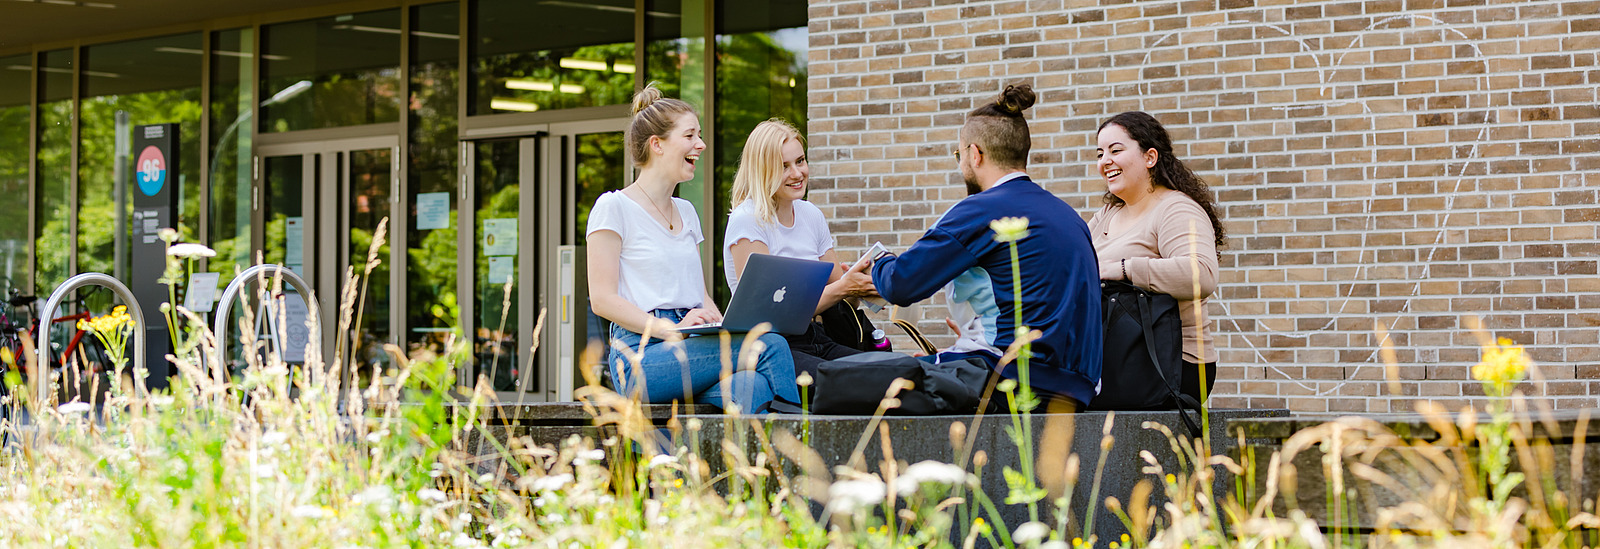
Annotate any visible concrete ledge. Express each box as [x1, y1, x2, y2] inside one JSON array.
[[689, 408, 1288, 542], [1229, 410, 1600, 531]]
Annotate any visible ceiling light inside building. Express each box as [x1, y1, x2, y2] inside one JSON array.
[[490, 98, 540, 112], [505, 79, 585, 94], [558, 58, 607, 72], [153, 46, 288, 61]]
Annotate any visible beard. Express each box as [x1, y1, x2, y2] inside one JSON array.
[[963, 170, 983, 196]]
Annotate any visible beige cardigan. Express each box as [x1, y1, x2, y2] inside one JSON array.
[[1087, 191, 1219, 364]]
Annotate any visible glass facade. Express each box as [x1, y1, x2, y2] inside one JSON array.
[[470, 0, 634, 115], [710, 0, 808, 303], [260, 9, 402, 132], [79, 33, 204, 280], [209, 28, 255, 278], [0, 0, 807, 398], [0, 55, 28, 294], [406, 1, 461, 357], [36, 49, 73, 296]]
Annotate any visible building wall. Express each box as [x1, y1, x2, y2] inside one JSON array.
[[805, 0, 1600, 413]]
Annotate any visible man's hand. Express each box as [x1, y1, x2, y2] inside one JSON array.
[[835, 260, 879, 299]]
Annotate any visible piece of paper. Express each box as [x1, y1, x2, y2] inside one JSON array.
[[487, 256, 515, 287], [184, 272, 221, 313], [415, 192, 450, 230], [483, 218, 517, 256], [280, 293, 309, 363], [285, 217, 304, 266]]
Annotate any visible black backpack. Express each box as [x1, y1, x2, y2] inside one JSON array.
[[811, 352, 998, 415], [1089, 281, 1203, 437]]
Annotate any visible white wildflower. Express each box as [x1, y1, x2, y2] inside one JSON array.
[[828, 478, 887, 513], [56, 402, 92, 414], [352, 485, 393, 505], [417, 489, 447, 503], [648, 454, 678, 469], [896, 460, 968, 495], [365, 429, 389, 443], [166, 242, 217, 258], [529, 474, 573, 493], [989, 216, 1030, 243], [290, 505, 328, 518], [261, 431, 289, 447], [477, 473, 494, 485], [451, 532, 485, 548], [574, 449, 605, 465], [1040, 541, 1070, 549], [1013, 521, 1050, 545]]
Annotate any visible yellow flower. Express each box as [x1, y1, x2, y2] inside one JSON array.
[[1165, 473, 1176, 485], [1472, 337, 1530, 398], [990, 217, 1030, 243]]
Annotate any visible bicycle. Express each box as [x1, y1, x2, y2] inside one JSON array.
[[0, 283, 120, 407]]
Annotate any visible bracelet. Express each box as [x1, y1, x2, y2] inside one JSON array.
[[1120, 258, 1128, 281]]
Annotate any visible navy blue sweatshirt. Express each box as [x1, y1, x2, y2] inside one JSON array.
[[871, 176, 1102, 404]]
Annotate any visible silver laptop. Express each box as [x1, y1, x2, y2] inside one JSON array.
[[680, 253, 833, 336]]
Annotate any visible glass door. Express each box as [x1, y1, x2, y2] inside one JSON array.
[[256, 135, 399, 383], [459, 118, 627, 402]]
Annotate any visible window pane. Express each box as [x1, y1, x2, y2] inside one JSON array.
[[0, 55, 29, 294], [37, 50, 73, 295], [79, 33, 204, 281], [711, 0, 807, 304], [472, 140, 521, 392], [210, 28, 255, 278], [471, 0, 634, 115], [407, 2, 462, 358], [261, 9, 402, 132], [349, 148, 393, 379]]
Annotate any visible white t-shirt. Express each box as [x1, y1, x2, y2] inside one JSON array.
[[722, 199, 835, 294], [585, 191, 706, 312]]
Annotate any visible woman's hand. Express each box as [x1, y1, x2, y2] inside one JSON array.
[[1099, 259, 1124, 281], [677, 308, 722, 328]]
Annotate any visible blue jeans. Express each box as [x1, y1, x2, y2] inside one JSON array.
[[608, 309, 800, 413]]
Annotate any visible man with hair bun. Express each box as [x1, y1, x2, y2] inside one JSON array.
[[869, 83, 1103, 409]]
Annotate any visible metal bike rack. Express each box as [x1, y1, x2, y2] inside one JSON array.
[[212, 264, 320, 371], [35, 272, 147, 406]]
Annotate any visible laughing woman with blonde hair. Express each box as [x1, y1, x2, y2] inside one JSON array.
[[724, 118, 877, 382], [587, 85, 799, 413]]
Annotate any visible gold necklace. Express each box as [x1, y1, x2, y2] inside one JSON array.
[[637, 188, 675, 231]]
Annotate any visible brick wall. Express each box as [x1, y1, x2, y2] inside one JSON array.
[[805, 0, 1600, 413]]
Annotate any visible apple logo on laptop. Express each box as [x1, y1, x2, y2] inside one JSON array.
[[772, 286, 787, 303]]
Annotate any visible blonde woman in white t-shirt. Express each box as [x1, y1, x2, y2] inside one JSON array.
[[724, 119, 877, 382], [586, 84, 798, 413]]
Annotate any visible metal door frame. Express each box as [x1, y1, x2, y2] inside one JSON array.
[[458, 116, 629, 402], [256, 133, 400, 370]]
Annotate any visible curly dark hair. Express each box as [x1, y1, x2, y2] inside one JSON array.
[[1098, 111, 1226, 248]]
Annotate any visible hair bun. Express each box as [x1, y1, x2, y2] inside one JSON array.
[[632, 82, 665, 115], [995, 84, 1036, 115]]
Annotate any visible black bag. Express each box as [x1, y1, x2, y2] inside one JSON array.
[[812, 352, 997, 415], [816, 300, 888, 353], [1089, 281, 1204, 437]]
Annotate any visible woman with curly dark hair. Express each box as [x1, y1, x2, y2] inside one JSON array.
[[1089, 111, 1225, 404]]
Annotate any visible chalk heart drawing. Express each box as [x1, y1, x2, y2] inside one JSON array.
[[1124, 15, 1494, 396]]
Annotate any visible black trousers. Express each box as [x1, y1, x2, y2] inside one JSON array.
[[787, 321, 862, 399], [1182, 361, 1217, 404]]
